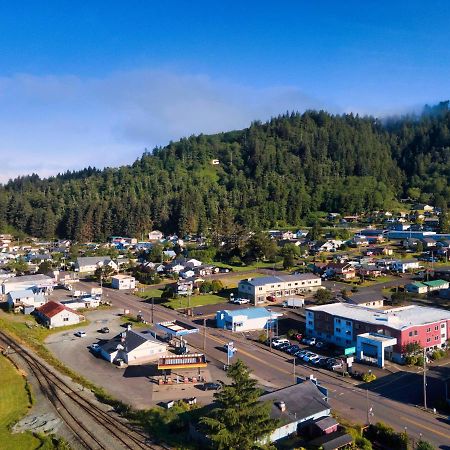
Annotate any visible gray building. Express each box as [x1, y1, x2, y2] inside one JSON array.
[[238, 273, 321, 304]]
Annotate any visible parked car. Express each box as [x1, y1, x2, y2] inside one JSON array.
[[314, 341, 325, 349], [89, 343, 100, 351], [295, 349, 307, 358], [233, 298, 250, 305], [295, 333, 303, 342], [272, 338, 290, 348], [75, 331, 86, 337], [316, 357, 329, 367], [267, 296, 276, 302], [278, 343, 291, 351], [100, 327, 110, 333], [203, 382, 221, 391], [309, 354, 321, 364], [287, 345, 300, 355], [302, 351, 316, 362]]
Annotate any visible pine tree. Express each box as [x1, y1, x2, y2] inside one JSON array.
[[200, 360, 278, 449]]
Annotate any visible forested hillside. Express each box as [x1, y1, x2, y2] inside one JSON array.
[[1, 103, 449, 240]]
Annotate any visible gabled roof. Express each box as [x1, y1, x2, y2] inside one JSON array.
[[260, 381, 329, 425], [76, 256, 112, 267], [37, 301, 79, 318]]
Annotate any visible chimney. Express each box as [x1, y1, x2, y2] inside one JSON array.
[[276, 401, 286, 412]]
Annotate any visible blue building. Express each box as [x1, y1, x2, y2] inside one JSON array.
[[216, 307, 281, 332]]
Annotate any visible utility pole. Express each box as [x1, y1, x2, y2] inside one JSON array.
[[151, 297, 154, 324], [366, 389, 373, 425], [423, 347, 428, 410], [203, 318, 206, 351], [293, 357, 296, 383]]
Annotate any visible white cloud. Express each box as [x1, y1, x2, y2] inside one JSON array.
[[0, 69, 327, 183]]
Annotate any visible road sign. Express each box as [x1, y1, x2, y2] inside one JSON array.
[[344, 346, 356, 355]]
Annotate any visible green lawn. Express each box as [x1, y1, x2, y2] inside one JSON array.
[[0, 355, 41, 450], [136, 288, 164, 299], [212, 261, 283, 272], [164, 293, 229, 310], [216, 272, 266, 289]]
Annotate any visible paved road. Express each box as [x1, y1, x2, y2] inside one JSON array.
[[98, 284, 450, 449]]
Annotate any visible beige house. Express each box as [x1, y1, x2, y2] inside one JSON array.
[[238, 273, 322, 304]]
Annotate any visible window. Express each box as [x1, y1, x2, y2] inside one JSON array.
[[442, 334, 446, 338], [336, 319, 341, 324], [441, 323, 445, 329], [336, 328, 341, 333], [259, 287, 262, 291], [308, 321, 313, 326], [345, 330, 351, 335], [63, 317, 69, 322], [426, 338, 431, 343], [414, 330, 418, 336], [435, 336, 439, 341], [426, 328, 431, 333], [409, 331, 413, 337], [355, 323, 360, 330], [346, 321, 351, 326], [434, 326, 439, 331]]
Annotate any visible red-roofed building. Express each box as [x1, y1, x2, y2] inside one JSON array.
[[35, 301, 84, 328]]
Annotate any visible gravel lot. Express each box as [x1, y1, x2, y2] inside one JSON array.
[[45, 308, 222, 409]]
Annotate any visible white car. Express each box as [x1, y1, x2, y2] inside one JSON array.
[[234, 298, 250, 305], [89, 343, 100, 351], [75, 331, 87, 337], [272, 338, 290, 348]]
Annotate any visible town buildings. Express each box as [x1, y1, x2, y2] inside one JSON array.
[[35, 301, 84, 328], [1, 274, 56, 295], [305, 303, 450, 364], [111, 274, 136, 290], [238, 273, 321, 304]]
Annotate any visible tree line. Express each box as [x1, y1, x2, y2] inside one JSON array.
[[1, 103, 449, 240]]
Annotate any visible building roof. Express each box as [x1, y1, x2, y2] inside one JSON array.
[[8, 289, 36, 299], [3, 274, 53, 285], [219, 307, 280, 320], [308, 431, 353, 450], [344, 292, 384, 305], [307, 303, 450, 330], [112, 274, 134, 280], [101, 329, 164, 354], [37, 301, 78, 318], [76, 256, 112, 267], [240, 273, 319, 287], [408, 282, 427, 288], [423, 279, 448, 288], [314, 416, 339, 431], [260, 381, 330, 425]]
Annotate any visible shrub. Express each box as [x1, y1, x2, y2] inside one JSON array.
[[430, 349, 446, 360], [405, 355, 418, 366]]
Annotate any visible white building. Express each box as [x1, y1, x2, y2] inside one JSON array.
[[75, 257, 118, 274], [35, 301, 84, 328], [7, 289, 46, 311], [111, 275, 136, 290], [216, 307, 282, 332], [1, 274, 56, 295], [391, 259, 420, 273], [99, 329, 167, 365], [238, 273, 321, 304]]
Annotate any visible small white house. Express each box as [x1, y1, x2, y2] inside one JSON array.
[[99, 329, 167, 365], [35, 301, 84, 328], [7, 289, 46, 311], [392, 259, 420, 273], [75, 257, 118, 274], [111, 275, 136, 290]]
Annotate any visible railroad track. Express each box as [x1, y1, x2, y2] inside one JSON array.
[[0, 331, 169, 450]]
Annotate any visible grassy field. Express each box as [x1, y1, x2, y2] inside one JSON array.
[[0, 355, 41, 450], [215, 272, 266, 289], [163, 293, 229, 310], [136, 288, 164, 299], [212, 261, 282, 272]]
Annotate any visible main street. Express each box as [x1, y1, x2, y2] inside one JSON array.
[[100, 285, 450, 449]]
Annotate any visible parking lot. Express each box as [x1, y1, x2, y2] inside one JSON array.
[[45, 308, 225, 409]]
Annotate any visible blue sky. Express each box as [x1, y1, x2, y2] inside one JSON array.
[[1, 1, 450, 181]]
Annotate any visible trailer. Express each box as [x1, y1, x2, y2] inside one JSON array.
[[282, 298, 305, 308]]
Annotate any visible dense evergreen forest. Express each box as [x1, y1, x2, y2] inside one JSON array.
[[1, 102, 449, 241]]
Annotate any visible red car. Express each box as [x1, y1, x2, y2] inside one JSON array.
[[295, 333, 303, 341], [267, 296, 276, 302]]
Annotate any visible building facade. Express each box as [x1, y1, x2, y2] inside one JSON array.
[[238, 273, 321, 304], [111, 275, 136, 290], [216, 307, 282, 332], [305, 303, 450, 363]]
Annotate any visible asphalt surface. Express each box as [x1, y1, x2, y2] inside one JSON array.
[[92, 283, 450, 449]]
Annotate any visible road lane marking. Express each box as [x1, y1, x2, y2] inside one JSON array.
[[205, 333, 292, 375], [400, 415, 450, 439]]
